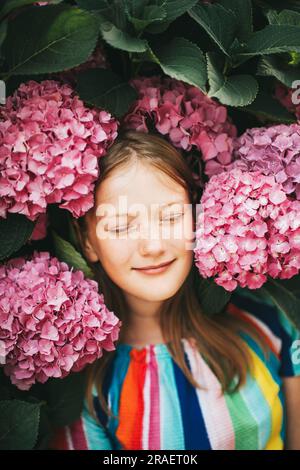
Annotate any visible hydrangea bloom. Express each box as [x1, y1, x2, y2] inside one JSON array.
[[122, 76, 237, 176], [233, 123, 300, 200], [0, 80, 118, 221], [194, 169, 300, 291], [0, 251, 121, 390]]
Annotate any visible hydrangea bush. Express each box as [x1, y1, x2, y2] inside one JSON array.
[[233, 124, 300, 200], [0, 252, 121, 390], [194, 169, 300, 291], [0, 80, 118, 221], [123, 76, 237, 177]]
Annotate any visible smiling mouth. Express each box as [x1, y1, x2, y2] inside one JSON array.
[[132, 259, 176, 273]]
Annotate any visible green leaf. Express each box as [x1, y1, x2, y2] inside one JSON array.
[[0, 400, 41, 450], [196, 277, 232, 316], [124, 0, 167, 32], [76, 68, 138, 118], [52, 230, 94, 279], [243, 87, 296, 124], [0, 20, 7, 50], [214, 75, 258, 107], [218, 0, 252, 41], [188, 3, 237, 56], [77, 0, 127, 30], [99, 18, 148, 52], [257, 55, 300, 88], [0, 0, 62, 21], [76, 0, 110, 10], [207, 52, 258, 106], [42, 371, 86, 428], [162, 0, 198, 23], [267, 9, 300, 26], [261, 278, 300, 330], [2, 4, 99, 76], [240, 25, 300, 56], [146, 20, 171, 34], [289, 51, 300, 66], [151, 37, 207, 91], [0, 214, 34, 261], [145, 0, 199, 34]]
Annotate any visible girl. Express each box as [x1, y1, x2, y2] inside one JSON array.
[[52, 130, 300, 450]]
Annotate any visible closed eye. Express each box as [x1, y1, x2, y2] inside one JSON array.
[[108, 212, 184, 233], [161, 212, 184, 222]]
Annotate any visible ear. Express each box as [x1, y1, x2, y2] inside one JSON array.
[[72, 218, 99, 263]]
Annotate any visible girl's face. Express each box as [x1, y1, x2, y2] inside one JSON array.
[[84, 160, 195, 304]]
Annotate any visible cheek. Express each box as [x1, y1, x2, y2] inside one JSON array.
[[96, 238, 134, 278], [169, 210, 195, 253]]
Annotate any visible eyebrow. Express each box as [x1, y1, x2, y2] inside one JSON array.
[[97, 200, 185, 220]]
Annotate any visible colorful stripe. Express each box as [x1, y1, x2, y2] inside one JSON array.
[[116, 348, 147, 449], [148, 345, 160, 449], [184, 339, 235, 449], [52, 295, 300, 450], [157, 347, 185, 449]]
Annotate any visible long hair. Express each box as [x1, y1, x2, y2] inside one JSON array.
[[73, 130, 267, 420]]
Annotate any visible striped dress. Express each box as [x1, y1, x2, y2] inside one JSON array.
[[52, 292, 300, 450]]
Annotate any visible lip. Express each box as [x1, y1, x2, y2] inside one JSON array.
[[133, 259, 175, 274]]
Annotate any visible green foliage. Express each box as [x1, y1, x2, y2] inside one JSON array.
[[151, 37, 207, 91], [207, 52, 258, 106], [0, 214, 34, 261], [38, 370, 87, 429], [261, 278, 300, 330], [0, 0, 62, 21], [188, 3, 237, 56], [195, 277, 232, 316], [1, 0, 299, 115], [51, 230, 95, 279], [2, 4, 99, 77], [0, 400, 41, 450], [76, 68, 138, 117]]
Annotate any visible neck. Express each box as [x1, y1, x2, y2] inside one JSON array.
[[119, 295, 165, 346]]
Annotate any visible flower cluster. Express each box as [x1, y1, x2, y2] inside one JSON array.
[[233, 123, 300, 200], [194, 169, 300, 291], [122, 76, 237, 176], [0, 251, 121, 390], [0, 80, 118, 221]]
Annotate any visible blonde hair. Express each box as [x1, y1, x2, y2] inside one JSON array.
[[74, 130, 267, 420]]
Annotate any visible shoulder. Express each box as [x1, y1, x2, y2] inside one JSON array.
[[227, 289, 300, 377]]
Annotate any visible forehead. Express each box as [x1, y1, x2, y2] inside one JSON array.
[[95, 161, 187, 207]]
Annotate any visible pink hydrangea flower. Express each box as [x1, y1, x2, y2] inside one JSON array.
[[233, 123, 300, 200], [0, 80, 118, 221], [122, 76, 237, 177], [194, 169, 300, 291], [0, 251, 121, 390]]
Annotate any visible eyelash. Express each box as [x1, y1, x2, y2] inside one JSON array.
[[109, 212, 184, 233]]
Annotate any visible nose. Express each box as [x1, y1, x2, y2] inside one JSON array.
[[138, 221, 165, 257]]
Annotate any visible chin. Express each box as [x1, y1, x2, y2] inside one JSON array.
[[135, 283, 183, 302]]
